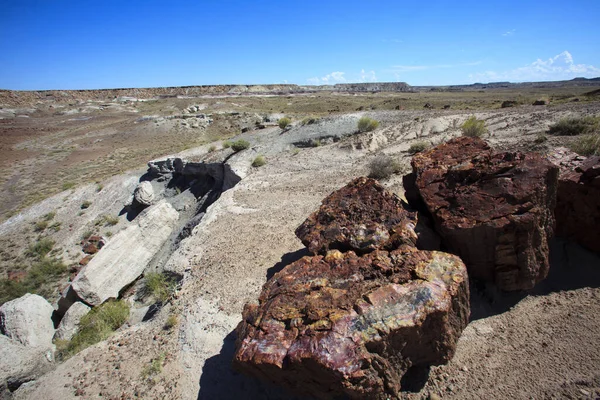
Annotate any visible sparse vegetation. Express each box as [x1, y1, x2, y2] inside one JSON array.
[[34, 220, 49, 232], [222, 140, 232, 149], [94, 214, 119, 227], [368, 155, 402, 180], [301, 116, 318, 126], [208, 144, 217, 152], [291, 147, 300, 155], [143, 272, 177, 303], [56, 300, 130, 359], [534, 134, 548, 144], [461, 116, 487, 137], [548, 116, 600, 136], [26, 237, 55, 258], [49, 222, 61, 232], [96, 183, 104, 192], [252, 155, 266, 167], [81, 200, 92, 209], [310, 139, 322, 147], [141, 353, 166, 380], [43, 212, 56, 221], [278, 117, 292, 129], [164, 314, 178, 330], [231, 139, 250, 152], [357, 117, 379, 133], [62, 182, 76, 190], [570, 133, 600, 156], [408, 141, 430, 155]]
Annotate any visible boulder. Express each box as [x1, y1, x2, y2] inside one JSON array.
[[404, 137, 558, 291], [134, 181, 154, 206], [553, 155, 600, 253], [0, 294, 55, 348], [81, 235, 106, 255], [0, 335, 54, 394], [234, 247, 469, 399], [71, 200, 179, 306], [295, 177, 418, 255], [54, 302, 91, 341]]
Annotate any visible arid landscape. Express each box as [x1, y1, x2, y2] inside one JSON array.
[[1, 80, 600, 400]]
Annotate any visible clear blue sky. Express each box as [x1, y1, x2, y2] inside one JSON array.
[[1, 0, 599, 90]]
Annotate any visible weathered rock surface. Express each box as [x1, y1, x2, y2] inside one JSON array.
[[404, 136, 558, 291], [234, 247, 469, 399], [0, 335, 54, 394], [553, 155, 600, 253], [296, 177, 418, 255], [71, 200, 179, 306], [134, 181, 154, 206], [0, 294, 55, 348], [54, 302, 91, 341]]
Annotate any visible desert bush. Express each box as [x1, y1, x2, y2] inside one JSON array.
[[94, 214, 119, 227], [43, 212, 56, 221], [208, 144, 217, 152], [26, 237, 55, 258], [58, 300, 130, 359], [548, 116, 600, 136], [0, 256, 67, 305], [408, 141, 430, 155], [164, 314, 178, 330], [49, 222, 61, 232], [222, 140, 232, 149], [80, 200, 92, 209], [231, 139, 250, 152], [144, 272, 177, 303], [357, 117, 379, 133], [141, 353, 166, 379], [461, 116, 487, 137], [252, 155, 266, 167], [534, 134, 548, 144], [570, 133, 600, 156], [62, 182, 76, 190], [34, 220, 48, 232], [368, 155, 401, 180], [301, 116, 318, 126], [278, 117, 292, 129]]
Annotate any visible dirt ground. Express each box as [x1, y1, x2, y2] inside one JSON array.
[[1, 87, 600, 400]]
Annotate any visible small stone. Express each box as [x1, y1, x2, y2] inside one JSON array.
[[580, 389, 590, 396]]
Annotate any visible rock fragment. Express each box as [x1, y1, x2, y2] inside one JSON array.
[[134, 181, 154, 206], [0, 294, 55, 348], [54, 302, 91, 341]]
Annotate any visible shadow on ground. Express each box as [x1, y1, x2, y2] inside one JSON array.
[[266, 248, 311, 280], [470, 237, 600, 320]]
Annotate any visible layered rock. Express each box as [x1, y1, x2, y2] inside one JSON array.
[[234, 247, 469, 399], [71, 200, 179, 306], [404, 136, 558, 291], [296, 177, 418, 255], [54, 302, 91, 341], [0, 294, 55, 348]]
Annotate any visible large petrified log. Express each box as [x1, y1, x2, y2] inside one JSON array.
[[403, 137, 558, 291], [233, 247, 469, 399], [296, 177, 418, 255]]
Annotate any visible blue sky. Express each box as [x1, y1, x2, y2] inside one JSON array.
[[1, 0, 599, 90]]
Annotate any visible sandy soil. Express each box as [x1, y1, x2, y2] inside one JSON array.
[[2, 93, 600, 400]]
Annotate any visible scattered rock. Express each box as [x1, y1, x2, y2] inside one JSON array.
[[404, 137, 558, 291], [554, 155, 600, 253], [78, 255, 92, 266], [295, 177, 418, 255], [70, 200, 179, 306], [54, 302, 91, 341], [233, 247, 469, 399], [134, 181, 154, 206], [0, 294, 55, 348], [80, 235, 106, 255], [424, 103, 433, 109]]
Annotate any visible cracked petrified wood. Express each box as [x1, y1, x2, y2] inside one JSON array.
[[233, 247, 469, 400], [404, 136, 558, 291], [296, 177, 418, 255], [554, 155, 600, 253]]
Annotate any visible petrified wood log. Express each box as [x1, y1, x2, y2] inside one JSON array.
[[404, 137, 558, 291], [296, 177, 418, 255], [233, 247, 469, 399]]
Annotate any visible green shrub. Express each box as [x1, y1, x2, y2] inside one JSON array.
[[231, 139, 250, 152], [34, 220, 48, 232], [252, 155, 266, 167], [548, 116, 600, 136], [164, 314, 178, 330], [368, 155, 401, 180], [570, 133, 600, 156], [408, 141, 430, 155], [278, 117, 292, 129], [208, 144, 217, 152], [301, 116, 318, 126], [143, 273, 177, 303], [26, 238, 55, 258], [94, 214, 119, 227], [141, 353, 166, 379], [49, 222, 61, 232], [80, 201, 92, 209], [461, 116, 487, 137], [58, 300, 130, 359], [62, 182, 76, 190], [43, 212, 56, 221], [534, 134, 548, 144], [357, 117, 379, 133], [0, 256, 67, 305], [222, 140, 232, 149]]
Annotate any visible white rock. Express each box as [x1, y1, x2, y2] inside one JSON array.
[[0, 294, 55, 348], [54, 302, 91, 341], [0, 335, 54, 393], [71, 201, 179, 306], [134, 181, 154, 206]]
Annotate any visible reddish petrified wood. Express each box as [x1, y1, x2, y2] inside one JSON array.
[[296, 177, 418, 255], [80, 235, 106, 255], [405, 137, 558, 291], [554, 155, 600, 253], [233, 247, 469, 399]]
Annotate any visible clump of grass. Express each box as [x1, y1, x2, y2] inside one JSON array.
[[96, 184, 103, 192], [231, 139, 250, 152], [368, 155, 402, 180], [26, 237, 55, 258], [278, 117, 292, 129], [143, 273, 177, 303], [1, 255, 67, 305], [94, 214, 119, 227], [62, 182, 76, 190], [461, 116, 487, 137], [43, 212, 56, 221], [57, 300, 130, 359], [222, 140, 232, 149], [408, 141, 430, 155], [357, 117, 379, 133], [534, 134, 548, 144], [208, 144, 217, 152], [310, 139, 321, 147], [291, 147, 300, 155], [548, 116, 600, 136], [141, 353, 166, 380], [80, 200, 92, 209], [33, 220, 49, 232], [301, 116, 318, 126], [570, 133, 600, 156], [49, 222, 61, 232], [252, 155, 266, 167], [164, 314, 178, 330]]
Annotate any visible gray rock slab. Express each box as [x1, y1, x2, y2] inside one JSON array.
[[0, 294, 55, 348]]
